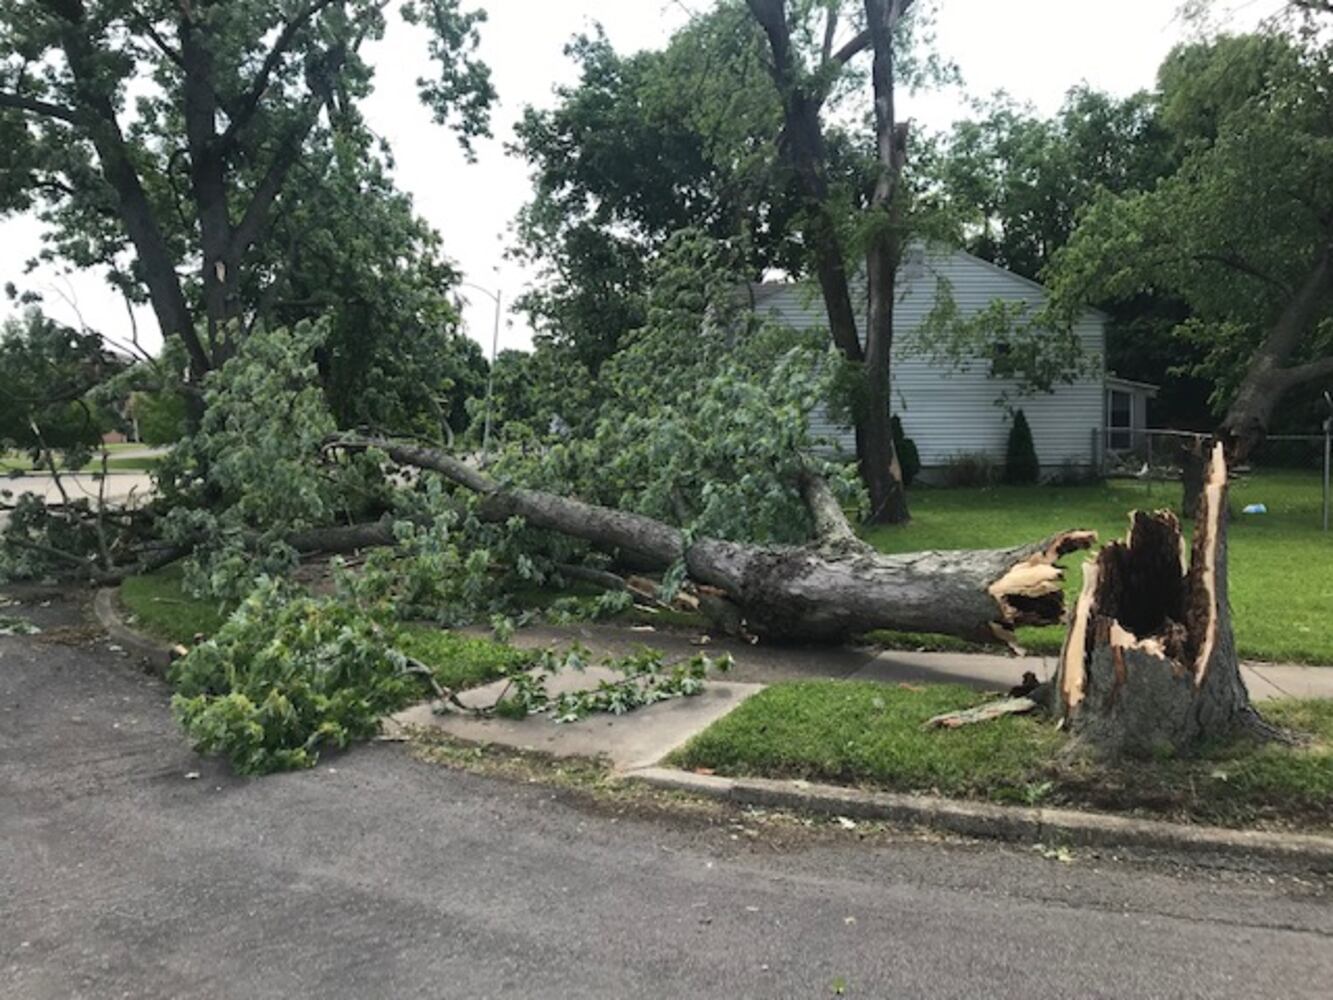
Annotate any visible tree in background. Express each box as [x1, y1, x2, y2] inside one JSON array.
[[1048, 29, 1333, 460], [928, 88, 1208, 427], [0, 309, 120, 458], [933, 88, 1173, 281], [0, 0, 494, 416], [509, 10, 805, 374], [130, 389, 184, 445]]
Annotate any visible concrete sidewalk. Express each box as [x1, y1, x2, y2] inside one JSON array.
[[388, 666, 764, 770], [406, 620, 1333, 776], [474, 621, 1333, 702]]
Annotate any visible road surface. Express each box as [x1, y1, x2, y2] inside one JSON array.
[[2, 592, 1330, 999]]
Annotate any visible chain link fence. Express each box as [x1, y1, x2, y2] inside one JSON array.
[[1096, 426, 1333, 530]]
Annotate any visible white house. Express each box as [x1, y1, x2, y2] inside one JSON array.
[[747, 246, 1154, 479]]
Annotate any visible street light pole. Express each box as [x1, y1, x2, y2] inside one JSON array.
[[482, 287, 501, 462], [458, 281, 502, 463]]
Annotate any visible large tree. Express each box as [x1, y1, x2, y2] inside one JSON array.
[[745, 0, 926, 524], [1048, 29, 1333, 459], [0, 0, 494, 398], [512, 2, 927, 523], [509, 10, 808, 373]]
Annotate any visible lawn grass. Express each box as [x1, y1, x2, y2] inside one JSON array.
[[862, 469, 1333, 665], [396, 625, 535, 691], [1, 452, 160, 473], [673, 681, 1064, 800], [119, 563, 231, 644], [671, 680, 1333, 830]]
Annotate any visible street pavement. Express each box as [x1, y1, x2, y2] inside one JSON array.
[[2, 592, 1331, 999], [0, 473, 155, 534]]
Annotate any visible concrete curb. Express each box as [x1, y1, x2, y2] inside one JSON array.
[[81, 589, 1333, 870], [92, 587, 173, 676], [630, 767, 1333, 871]]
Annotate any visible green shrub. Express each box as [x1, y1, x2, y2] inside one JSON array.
[[169, 579, 422, 774], [1004, 409, 1040, 484], [891, 415, 921, 487]]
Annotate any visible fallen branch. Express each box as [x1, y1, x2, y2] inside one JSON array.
[[925, 696, 1042, 729], [554, 562, 630, 593], [325, 436, 1096, 646]]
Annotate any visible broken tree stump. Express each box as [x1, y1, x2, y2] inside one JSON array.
[[1054, 443, 1254, 756]]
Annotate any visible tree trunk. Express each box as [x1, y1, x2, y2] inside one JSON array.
[[330, 438, 1094, 645], [1056, 443, 1253, 756], [1178, 435, 1207, 516], [859, 0, 914, 525], [747, 0, 909, 520], [1217, 243, 1333, 461]]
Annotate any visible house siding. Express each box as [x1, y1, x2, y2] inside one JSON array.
[[752, 249, 1105, 472]]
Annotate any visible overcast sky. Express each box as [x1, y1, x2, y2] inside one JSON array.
[[0, 0, 1283, 358]]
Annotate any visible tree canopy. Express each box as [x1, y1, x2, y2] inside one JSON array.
[[508, 6, 812, 371], [0, 0, 494, 415], [1048, 30, 1333, 448]]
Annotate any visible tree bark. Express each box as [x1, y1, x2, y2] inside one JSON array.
[[861, 0, 914, 524], [329, 437, 1095, 645], [747, 0, 910, 523], [49, 5, 209, 382], [1218, 242, 1332, 460], [1056, 443, 1254, 756]]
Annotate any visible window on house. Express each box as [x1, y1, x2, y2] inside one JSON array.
[[1109, 389, 1132, 450]]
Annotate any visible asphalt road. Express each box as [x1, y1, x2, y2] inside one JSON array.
[[3, 593, 1332, 1000]]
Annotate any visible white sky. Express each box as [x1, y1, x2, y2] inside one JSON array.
[[0, 0, 1283, 358]]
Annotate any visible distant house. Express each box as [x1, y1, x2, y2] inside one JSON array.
[[747, 246, 1155, 479]]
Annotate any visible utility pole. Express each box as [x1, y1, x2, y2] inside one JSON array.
[[458, 282, 502, 463]]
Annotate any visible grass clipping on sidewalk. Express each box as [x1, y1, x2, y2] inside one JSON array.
[[670, 681, 1333, 830]]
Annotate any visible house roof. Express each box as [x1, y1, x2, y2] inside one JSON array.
[[1106, 375, 1160, 396], [745, 244, 1110, 324]]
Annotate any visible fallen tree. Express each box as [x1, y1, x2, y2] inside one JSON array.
[[325, 437, 1095, 645]]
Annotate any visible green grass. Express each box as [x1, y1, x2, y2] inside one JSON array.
[[862, 469, 1333, 664], [0, 450, 161, 473], [672, 680, 1333, 829], [396, 625, 535, 691], [673, 681, 1064, 799], [119, 564, 231, 644]]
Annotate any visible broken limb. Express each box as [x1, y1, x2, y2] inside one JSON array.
[[325, 437, 1095, 646], [924, 695, 1043, 729]]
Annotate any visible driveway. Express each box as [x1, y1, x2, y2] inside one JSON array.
[[2, 592, 1331, 999], [1, 471, 155, 507]]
